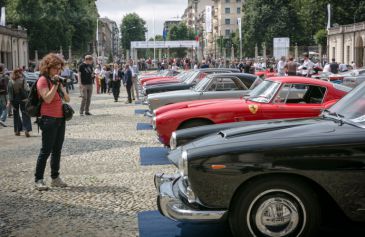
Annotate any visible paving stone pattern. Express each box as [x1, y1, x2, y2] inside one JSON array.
[[0, 85, 174, 237]]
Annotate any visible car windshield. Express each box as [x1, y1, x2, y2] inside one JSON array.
[[248, 80, 281, 103], [176, 71, 192, 82], [184, 71, 200, 84], [193, 75, 211, 92], [325, 81, 365, 128]]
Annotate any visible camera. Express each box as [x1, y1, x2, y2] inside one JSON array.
[[51, 76, 69, 86]]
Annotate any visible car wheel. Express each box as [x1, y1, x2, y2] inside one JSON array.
[[229, 177, 321, 237], [179, 119, 212, 130]]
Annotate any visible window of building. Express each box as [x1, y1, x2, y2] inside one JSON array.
[[332, 47, 335, 60], [236, 0, 242, 2], [237, 7, 241, 14], [225, 8, 230, 14], [225, 29, 231, 36], [225, 0, 230, 3], [225, 19, 231, 25]]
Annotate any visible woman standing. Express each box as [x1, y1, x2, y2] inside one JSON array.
[[35, 53, 70, 191], [8, 68, 32, 136]]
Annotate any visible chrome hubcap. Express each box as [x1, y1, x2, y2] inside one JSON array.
[[255, 197, 299, 236]]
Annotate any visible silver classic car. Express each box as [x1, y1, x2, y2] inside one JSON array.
[[147, 73, 262, 111]]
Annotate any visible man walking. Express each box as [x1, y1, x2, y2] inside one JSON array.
[[130, 60, 139, 101], [124, 64, 133, 104], [0, 64, 9, 127], [78, 55, 94, 116], [111, 63, 121, 102]]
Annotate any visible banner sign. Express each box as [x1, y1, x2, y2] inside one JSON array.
[[273, 37, 290, 59], [205, 6, 212, 33]]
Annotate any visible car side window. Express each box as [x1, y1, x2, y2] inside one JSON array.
[[303, 85, 327, 104], [216, 78, 242, 91], [207, 79, 217, 91], [273, 84, 291, 104]]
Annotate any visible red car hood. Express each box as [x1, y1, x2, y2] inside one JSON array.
[[140, 76, 175, 84], [155, 98, 240, 116], [143, 78, 180, 86]]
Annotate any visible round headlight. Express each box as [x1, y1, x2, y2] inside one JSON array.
[[178, 151, 188, 177]]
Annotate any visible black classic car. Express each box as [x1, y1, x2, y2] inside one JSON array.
[[143, 68, 240, 96], [155, 82, 365, 237]]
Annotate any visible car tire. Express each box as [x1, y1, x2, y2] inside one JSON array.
[[229, 176, 321, 237], [179, 119, 212, 130]]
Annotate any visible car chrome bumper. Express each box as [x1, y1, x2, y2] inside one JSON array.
[[154, 173, 227, 223]]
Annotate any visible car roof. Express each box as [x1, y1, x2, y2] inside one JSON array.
[[196, 68, 240, 72], [208, 73, 257, 80]]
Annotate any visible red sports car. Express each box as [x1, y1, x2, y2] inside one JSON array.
[[152, 76, 351, 146]]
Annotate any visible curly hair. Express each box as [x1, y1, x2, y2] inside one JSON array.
[[11, 68, 23, 80], [39, 53, 65, 76]]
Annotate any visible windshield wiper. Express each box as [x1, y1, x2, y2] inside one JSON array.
[[322, 109, 353, 126]]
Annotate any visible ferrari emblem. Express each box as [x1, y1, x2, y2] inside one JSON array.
[[248, 105, 259, 114]]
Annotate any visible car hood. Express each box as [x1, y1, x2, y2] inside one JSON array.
[[148, 89, 199, 100], [155, 98, 236, 116], [144, 79, 179, 86], [168, 118, 363, 165]]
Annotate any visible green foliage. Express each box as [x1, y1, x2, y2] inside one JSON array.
[[314, 29, 327, 46], [120, 13, 147, 50], [242, 0, 365, 57], [166, 23, 194, 58], [5, 0, 98, 58]]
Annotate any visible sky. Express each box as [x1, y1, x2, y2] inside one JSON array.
[[96, 0, 187, 39]]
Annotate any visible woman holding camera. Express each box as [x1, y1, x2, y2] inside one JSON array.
[[35, 53, 70, 191]]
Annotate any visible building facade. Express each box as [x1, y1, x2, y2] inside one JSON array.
[[327, 21, 365, 67], [182, 0, 244, 59], [98, 17, 120, 62], [0, 26, 28, 70]]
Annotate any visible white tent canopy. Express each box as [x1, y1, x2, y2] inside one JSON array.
[[131, 40, 198, 49]]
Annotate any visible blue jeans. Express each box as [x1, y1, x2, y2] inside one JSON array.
[[0, 95, 7, 122], [12, 100, 32, 132], [35, 117, 65, 182]]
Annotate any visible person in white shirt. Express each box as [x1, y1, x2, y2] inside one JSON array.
[[339, 63, 348, 72], [323, 63, 331, 73], [277, 56, 286, 76], [129, 60, 139, 101], [299, 54, 314, 77], [351, 61, 356, 70]]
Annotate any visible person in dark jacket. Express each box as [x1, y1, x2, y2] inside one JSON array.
[[111, 63, 121, 102], [124, 64, 133, 104]]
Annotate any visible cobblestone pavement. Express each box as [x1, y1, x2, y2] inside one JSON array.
[[0, 85, 174, 237]]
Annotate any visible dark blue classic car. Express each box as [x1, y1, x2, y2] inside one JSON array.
[[155, 82, 365, 237]]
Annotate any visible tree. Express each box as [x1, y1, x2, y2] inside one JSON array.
[[5, 0, 98, 58], [167, 23, 195, 58], [314, 29, 327, 46], [242, 0, 303, 57], [120, 13, 147, 50]]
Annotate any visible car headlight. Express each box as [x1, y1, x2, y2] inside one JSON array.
[[170, 132, 177, 150], [179, 150, 188, 177], [152, 116, 157, 129]]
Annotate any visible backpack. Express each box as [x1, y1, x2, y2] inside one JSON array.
[[25, 77, 50, 117]]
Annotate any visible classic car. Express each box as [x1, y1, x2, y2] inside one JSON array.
[[255, 68, 277, 78], [152, 77, 351, 146], [147, 73, 262, 111], [155, 81, 365, 237], [342, 75, 365, 88], [327, 68, 365, 82], [139, 70, 180, 85], [139, 69, 179, 80], [143, 68, 240, 96]]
